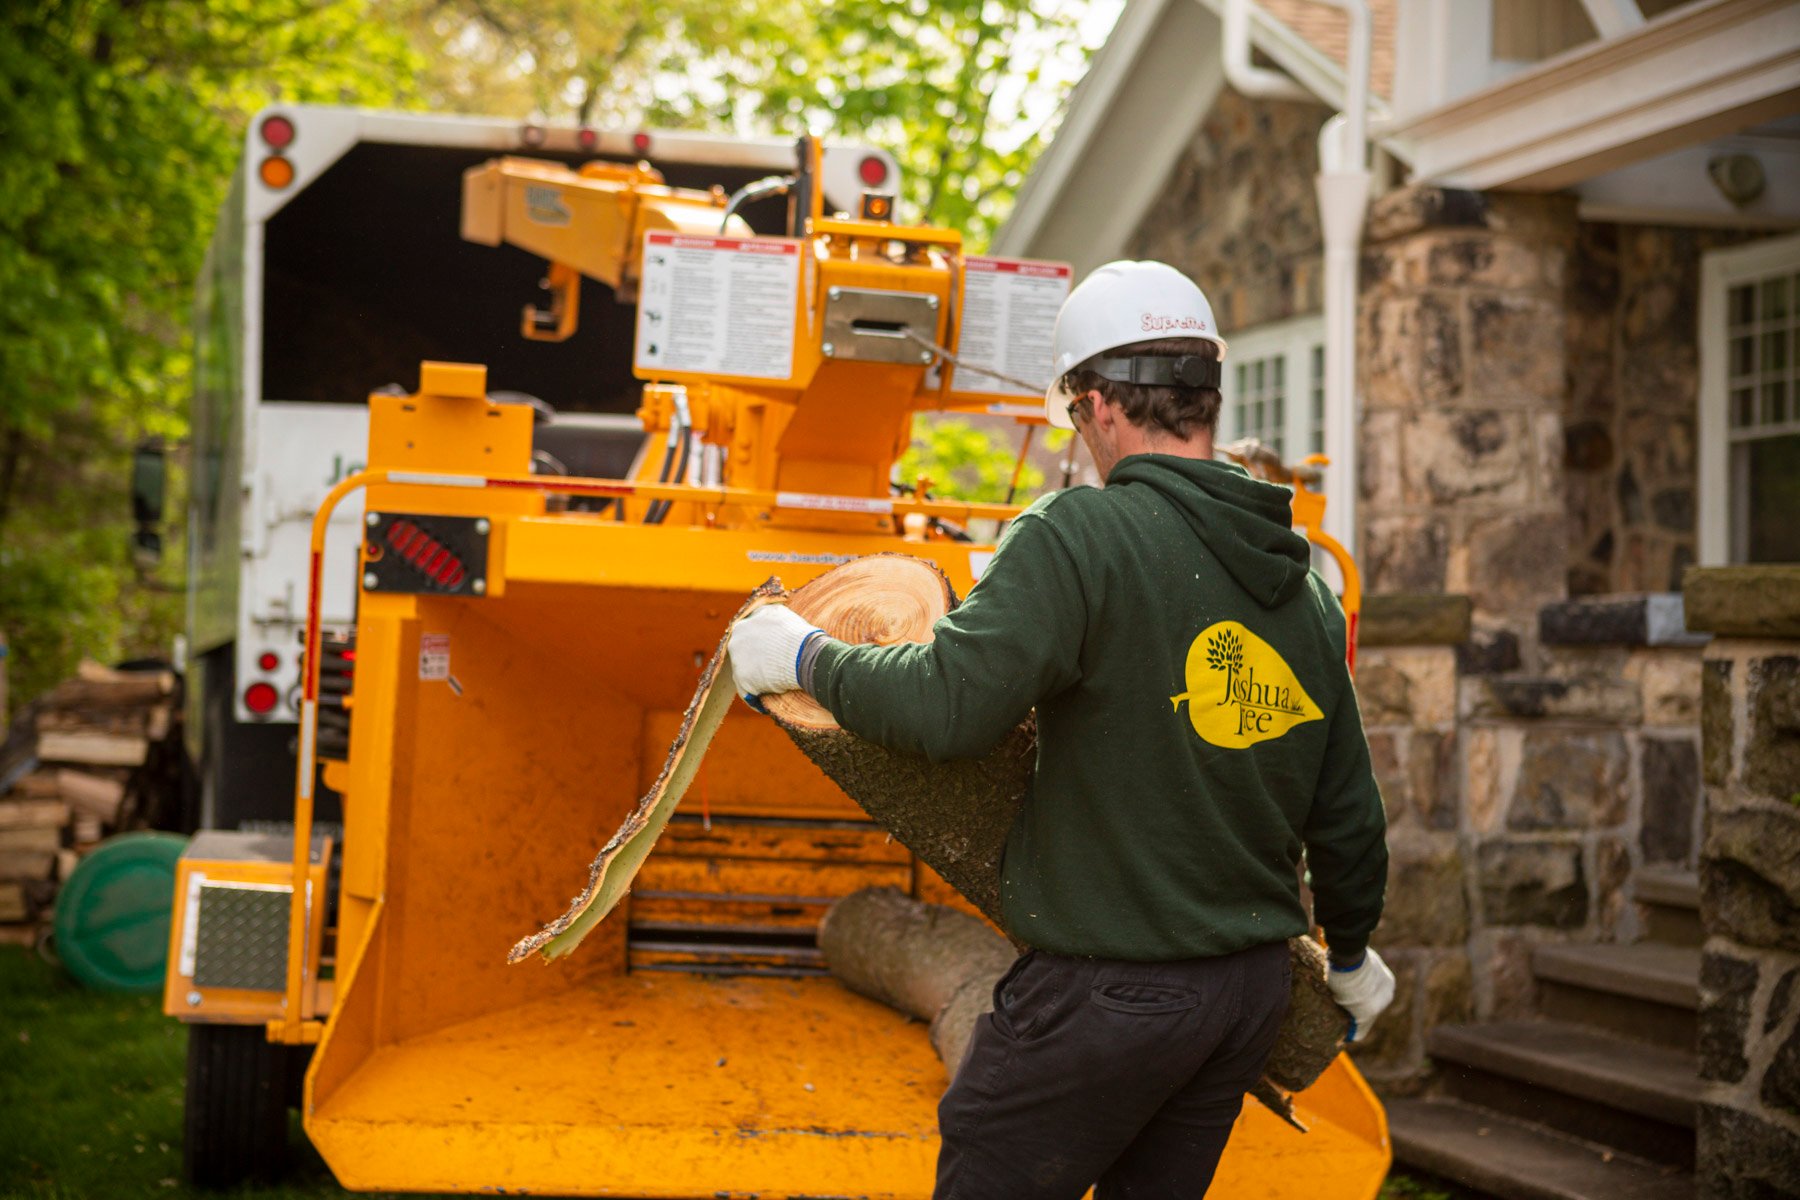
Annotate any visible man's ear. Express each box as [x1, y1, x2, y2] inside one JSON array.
[[1086, 390, 1107, 426]]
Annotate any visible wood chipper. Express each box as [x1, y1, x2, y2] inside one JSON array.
[[163, 135, 1389, 1197]]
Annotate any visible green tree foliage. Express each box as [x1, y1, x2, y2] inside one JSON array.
[[390, 0, 1113, 246], [0, 1, 419, 710], [895, 417, 1072, 504], [0, 0, 1112, 713]]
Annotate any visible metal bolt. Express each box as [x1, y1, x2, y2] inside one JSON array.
[[919, 351, 934, 364], [366, 511, 381, 527], [186, 991, 202, 1007], [927, 295, 939, 309], [363, 572, 378, 590], [822, 342, 835, 357], [475, 518, 490, 535], [472, 578, 487, 595], [828, 287, 842, 301]]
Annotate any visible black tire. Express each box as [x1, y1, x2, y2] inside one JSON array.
[[183, 1023, 290, 1187]]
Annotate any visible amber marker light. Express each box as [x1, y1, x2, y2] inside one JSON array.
[[259, 155, 295, 189]]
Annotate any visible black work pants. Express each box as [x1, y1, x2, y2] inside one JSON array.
[[934, 939, 1290, 1200]]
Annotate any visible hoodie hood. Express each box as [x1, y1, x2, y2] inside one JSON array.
[[1106, 454, 1311, 608]]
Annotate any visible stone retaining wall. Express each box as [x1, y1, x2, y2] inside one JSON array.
[[1687, 566, 1800, 1200], [1346, 593, 1707, 1087]]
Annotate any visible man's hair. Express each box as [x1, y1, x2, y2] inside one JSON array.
[[1061, 337, 1222, 438]]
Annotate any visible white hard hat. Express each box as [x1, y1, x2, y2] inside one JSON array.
[[1044, 260, 1228, 429]]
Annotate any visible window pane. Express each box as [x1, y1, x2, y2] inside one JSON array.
[[1731, 284, 1756, 326], [1733, 335, 1757, 377], [1762, 276, 1789, 321], [1763, 380, 1787, 426], [1272, 358, 1285, 390], [1252, 361, 1265, 392], [1747, 433, 1800, 562], [1273, 393, 1285, 430], [1733, 388, 1755, 427], [1763, 330, 1789, 373]]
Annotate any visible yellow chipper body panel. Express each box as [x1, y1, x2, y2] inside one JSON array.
[[178, 143, 1391, 1197]]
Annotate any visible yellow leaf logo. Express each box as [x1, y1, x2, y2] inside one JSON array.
[[1170, 620, 1323, 748]]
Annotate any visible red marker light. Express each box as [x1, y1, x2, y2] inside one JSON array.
[[257, 651, 279, 672], [578, 127, 599, 151], [632, 131, 652, 156], [260, 115, 295, 150], [521, 124, 546, 148], [244, 682, 280, 715], [858, 155, 890, 187]]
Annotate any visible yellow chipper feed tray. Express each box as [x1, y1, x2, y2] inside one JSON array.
[[292, 533, 1387, 1196]]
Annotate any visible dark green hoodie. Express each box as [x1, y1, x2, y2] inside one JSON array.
[[809, 454, 1387, 962]]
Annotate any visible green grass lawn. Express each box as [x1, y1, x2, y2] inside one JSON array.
[[0, 946, 1471, 1199]]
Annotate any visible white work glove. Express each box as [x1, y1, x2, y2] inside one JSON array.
[[1327, 946, 1396, 1043], [728, 605, 824, 704]]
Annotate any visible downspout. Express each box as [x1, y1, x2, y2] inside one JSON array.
[[1223, 0, 1371, 557]]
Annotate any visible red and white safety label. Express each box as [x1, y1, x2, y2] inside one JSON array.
[[635, 232, 802, 381], [955, 257, 1072, 398]]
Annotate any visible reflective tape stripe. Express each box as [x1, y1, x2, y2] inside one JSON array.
[[388, 471, 485, 488], [297, 703, 316, 802]]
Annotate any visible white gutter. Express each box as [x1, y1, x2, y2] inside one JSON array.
[[1224, 0, 1371, 556], [1223, 0, 1313, 102]]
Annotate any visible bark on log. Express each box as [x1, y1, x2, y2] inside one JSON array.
[[817, 887, 1014, 1068], [767, 554, 1031, 926], [766, 555, 1349, 1124]]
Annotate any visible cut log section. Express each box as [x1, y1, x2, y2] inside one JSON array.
[[818, 888, 1013, 1068], [508, 582, 786, 963], [766, 554, 1032, 926]]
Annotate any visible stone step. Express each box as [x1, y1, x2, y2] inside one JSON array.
[[1635, 869, 1702, 948], [1533, 943, 1699, 1050], [1387, 1096, 1695, 1200], [1428, 1021, 1697, 1167], [1635, 869, 1700, 911]]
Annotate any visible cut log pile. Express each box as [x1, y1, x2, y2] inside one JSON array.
[[0, 660, 181, 944]]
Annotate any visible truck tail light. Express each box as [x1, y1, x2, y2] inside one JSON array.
[[858, 155, 889, 187], [257, 651, 279, 672], [259, 114, 295, 149], [259, 156, 294, 189], [632, 131, 651, 156], [244, 682, 279, 715], [578, 127, 599, 151]]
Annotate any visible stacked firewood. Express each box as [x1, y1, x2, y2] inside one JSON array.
[[0, 660, 182, 943]]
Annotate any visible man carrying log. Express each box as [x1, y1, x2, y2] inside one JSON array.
[[730, 260, 1393, 1199]]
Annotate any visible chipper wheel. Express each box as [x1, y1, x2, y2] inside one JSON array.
[[183, 1023, 292, 1187]]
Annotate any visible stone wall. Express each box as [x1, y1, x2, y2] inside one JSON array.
[[1564, 224, 1763, 597], [1128, 86, 1330, 332], [1345, 592, 1707, 1086], [1357, 187, 1575, 666], [1347, 626, 1470, 1091], [1687, 566, 1800, 1200]]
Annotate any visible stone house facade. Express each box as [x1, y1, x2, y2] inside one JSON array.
[[996, 0, 1799, 1193]]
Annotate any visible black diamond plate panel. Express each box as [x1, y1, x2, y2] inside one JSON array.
[[364, 512, 488, 596], [193, 884, 290, 992]]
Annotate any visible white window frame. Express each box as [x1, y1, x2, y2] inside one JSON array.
[[1220, 314, 1327, 463], [1698, 230, 1800, 565]]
